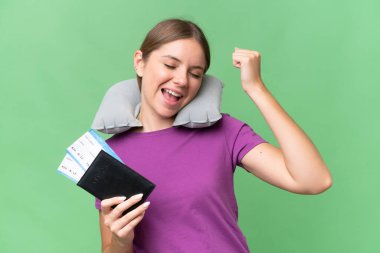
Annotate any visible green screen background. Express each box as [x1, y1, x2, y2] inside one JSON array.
[[1, 0, 379, 252]]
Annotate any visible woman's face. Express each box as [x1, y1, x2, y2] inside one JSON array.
[[135, 38, 206, 120]]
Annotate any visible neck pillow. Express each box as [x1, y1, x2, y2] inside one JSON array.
[[91, 75, 223, 134]]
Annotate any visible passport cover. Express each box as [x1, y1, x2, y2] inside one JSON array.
[[77, 150, 155, 213]]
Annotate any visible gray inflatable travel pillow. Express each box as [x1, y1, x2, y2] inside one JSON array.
[[91, 75, 223, 134]]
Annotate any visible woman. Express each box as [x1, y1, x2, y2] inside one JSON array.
[[97, 19, 332, 253]]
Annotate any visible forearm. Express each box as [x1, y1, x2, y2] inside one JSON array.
[[103, 239, 134, 253], [247, 82, 332, 193]]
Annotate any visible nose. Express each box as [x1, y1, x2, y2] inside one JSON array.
[[173, 69, 188, 87]]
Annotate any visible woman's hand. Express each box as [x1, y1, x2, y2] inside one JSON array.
[[232, 48, 264, 94], [100, 194, 150, 251]]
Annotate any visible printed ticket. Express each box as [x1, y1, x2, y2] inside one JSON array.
[[57, 129, 121, 183]]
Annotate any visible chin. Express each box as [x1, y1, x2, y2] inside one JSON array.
[[159, 108, 179, 119], [160, 102, 186, 118]]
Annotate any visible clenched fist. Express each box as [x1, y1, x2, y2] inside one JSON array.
[[232, 48, 264, 94]]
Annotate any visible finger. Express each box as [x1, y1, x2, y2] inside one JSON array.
[[232, 58, 242, 68], [233, 52, 260, 66], [101, 196, 127, 212], [117, 212, 146, 238], [109, 194, 144, 219], [232, 54, 249, 67], [121, 201, 150, 222], [111, 202, 150, 232], [232, 52, 251, 58], [233, 52, 260, 59], [232, 62, 240, 68], [235, 47, 259, 54]]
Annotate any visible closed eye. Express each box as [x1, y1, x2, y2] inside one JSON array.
[[164, 64, 175, 69], [190, 72, 202, 79]]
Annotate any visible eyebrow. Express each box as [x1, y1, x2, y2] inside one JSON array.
[[162, 55, 205, 71]]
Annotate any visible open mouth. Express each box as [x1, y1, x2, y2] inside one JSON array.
[[161, 88, 183, 102]]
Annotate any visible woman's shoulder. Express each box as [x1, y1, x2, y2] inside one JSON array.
[[219, 113, 248, 128], [105, 130, 130, 147], [218, 113, 262, 137], [201, 113, 249, 139]]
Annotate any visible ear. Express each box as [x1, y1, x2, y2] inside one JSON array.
[[134, 50, 144, 77]]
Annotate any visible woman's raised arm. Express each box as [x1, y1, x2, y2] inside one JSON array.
[[232, 48, 332, 194]]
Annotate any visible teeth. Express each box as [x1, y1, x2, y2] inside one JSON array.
[[164, 89, 182, 98]]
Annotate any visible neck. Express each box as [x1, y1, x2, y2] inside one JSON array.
[[137, 105, 175, 132]]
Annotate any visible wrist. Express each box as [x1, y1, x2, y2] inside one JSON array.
[[109, 236, 134, 253], [245, 81, 269, 100]]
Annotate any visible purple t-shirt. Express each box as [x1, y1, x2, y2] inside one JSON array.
[[96, 114, 266, 252]]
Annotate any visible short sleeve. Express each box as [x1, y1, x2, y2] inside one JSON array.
[[221, 114, 267, 169], [95, 198, 101, 210]]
